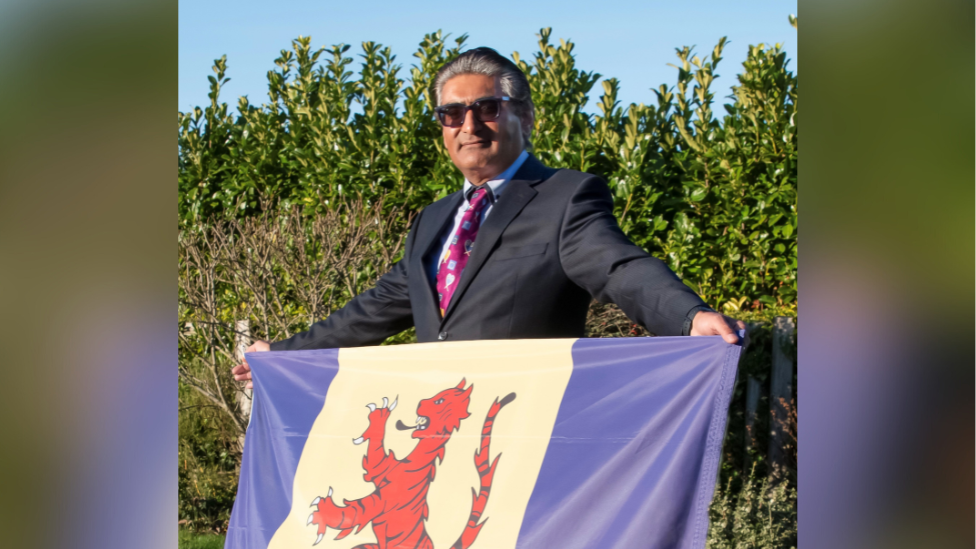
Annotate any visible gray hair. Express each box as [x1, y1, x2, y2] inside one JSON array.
[[433, 47, 535, 148]]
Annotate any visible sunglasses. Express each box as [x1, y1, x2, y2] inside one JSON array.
[[434, 96, 512, 127]]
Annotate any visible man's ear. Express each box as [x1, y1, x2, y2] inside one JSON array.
[[519, 112, 535, 150], [521, 112, 535, 138]]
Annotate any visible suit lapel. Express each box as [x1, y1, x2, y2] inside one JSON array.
[[442, 166, 545, 323], [412, 191, 463, 312]]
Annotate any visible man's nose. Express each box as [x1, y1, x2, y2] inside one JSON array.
[[460, 108, 482, 134]]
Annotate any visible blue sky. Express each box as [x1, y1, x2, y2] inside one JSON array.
[[179, 0, 797, 116]]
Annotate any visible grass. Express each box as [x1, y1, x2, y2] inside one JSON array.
[[179, 530, 225, 549]]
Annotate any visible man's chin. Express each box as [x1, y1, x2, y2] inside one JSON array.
[[454, 150, 496, 170]]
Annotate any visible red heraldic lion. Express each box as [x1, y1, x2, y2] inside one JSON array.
[[307, 379, 516, 549]]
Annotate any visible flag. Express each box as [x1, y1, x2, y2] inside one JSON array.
[[226, 336, 741, 549]]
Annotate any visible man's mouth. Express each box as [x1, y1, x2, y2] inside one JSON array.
[[395, 416, 430, 431]]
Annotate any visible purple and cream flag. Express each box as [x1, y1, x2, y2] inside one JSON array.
[[226, 337, 741, 549]]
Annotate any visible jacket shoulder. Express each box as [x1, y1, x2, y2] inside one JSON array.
[[537, 166, 609, 197], [549, 168, 603, 182]]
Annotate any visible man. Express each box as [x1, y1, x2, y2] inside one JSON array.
[[233, 47, 744, 387]]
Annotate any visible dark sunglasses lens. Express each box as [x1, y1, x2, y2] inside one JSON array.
[[439, 105, 465, 127], [474, 99, 500, 121]]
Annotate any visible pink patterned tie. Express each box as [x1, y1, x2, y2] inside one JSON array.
[[436, 187, 491, 316]]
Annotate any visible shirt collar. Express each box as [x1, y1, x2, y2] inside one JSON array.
[[462, 150, 529, 203]]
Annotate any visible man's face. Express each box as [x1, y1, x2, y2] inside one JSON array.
[[439, 73, 528, 184]]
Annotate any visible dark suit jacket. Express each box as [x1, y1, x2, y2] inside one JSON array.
[[270, 155, 706, 351]]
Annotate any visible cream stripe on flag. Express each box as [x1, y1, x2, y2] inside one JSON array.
[[269, 340, 574, 549]]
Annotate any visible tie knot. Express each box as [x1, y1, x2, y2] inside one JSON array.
[[466, 187, 491, 213]]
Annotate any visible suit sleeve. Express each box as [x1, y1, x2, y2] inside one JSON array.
[[269, 213, 419, 351], [558, 174, 707, 336]]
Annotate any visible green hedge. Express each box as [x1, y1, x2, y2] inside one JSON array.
[[178, 27, 796, 311]]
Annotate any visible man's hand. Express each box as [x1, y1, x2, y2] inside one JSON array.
[[231, 340, 270, 390], [690, 310, 747, 345]]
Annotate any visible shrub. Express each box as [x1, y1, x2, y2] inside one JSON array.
[[178, 199, 410, 440], [178, 27, 797, 310], [707, 464, 798, 549], [178, 382, 239, 532]]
